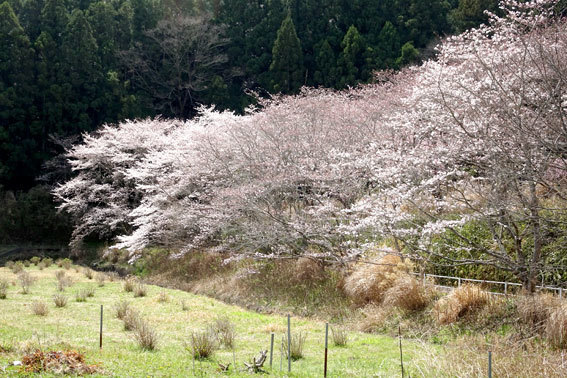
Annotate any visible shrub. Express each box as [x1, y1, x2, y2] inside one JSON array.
[[12, 261, 24, 274], [56, 274, 73, 292], [343, 254, 411, 305], [95, 273, 106, 287], [331, 326, 348, 346], [156, 291, 169, 303], [382, 275, 433, 312], [18, 272, 35, 294], [123, 278, 136, 292], [55, 270, 66, 280], [38, 261, 46, 270], [0, 279, 8, 299], [285, 332, 307, 360], [61, 258, 72, 270], [133, 318, 159, 351], [53, 293, 68, 308], [517, 293, 560, 330], [434, 284, 490, 324], [23, 260, 31, 267], [43, 258, 53, 267], [123, 309, 142, 331], [212, 316, 236, 349], [106, 272, 119, 282], [181, 300, 189, 311], [31, 301, 49, 316], [188, 330, 218, 359], [84, 269, 93, 280], [5, 261, 15, 270], [84, 286, 95, 298], [546, 304, 567, 349], [133, 283, 147, 298], [30, 257, 41, 266], [75, 290, 88, 302], [114, 300, 131, 320]]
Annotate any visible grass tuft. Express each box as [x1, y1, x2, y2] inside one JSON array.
[[188, 330, 218, 359], [285, 332, 307, 360], [18, 272, 35, 294], [0, 279, 9, 299], [114, 300, 131, 320], [331, 326, 348, 346], [133, 318, 159, 351], [212, 316, 236, 349], [31, 301, 49, 316], [133, 283, 147, 297], [53, 293, 68, 308]]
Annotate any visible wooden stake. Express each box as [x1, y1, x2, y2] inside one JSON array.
[[269, 333, 274, 368]]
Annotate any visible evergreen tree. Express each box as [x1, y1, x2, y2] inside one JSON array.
[[396, 41, 419, 66], [339, 25, 365, 87], [314, 39, 339, 88], [0, 1, 37, 187], [376, 21, 400, 69], [270, 14, 304, 93]]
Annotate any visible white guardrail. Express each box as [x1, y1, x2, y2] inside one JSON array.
[[415, 273, 565, 298]]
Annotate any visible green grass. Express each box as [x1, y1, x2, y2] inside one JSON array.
[[0, 265, 427, 377]]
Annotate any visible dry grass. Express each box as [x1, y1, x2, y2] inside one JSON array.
[[415, 335, 567, 377], [382, 275, 435, 312], [211, 316, 236, 349], [133, 283, 147, 297], [292, 257, 325, 283], [84, 269, 93, 280], [156, 291, 169, 303], [517, 293, 560, 330], [114, 300, 131, 320], [133, 318, 159, 351], [53, 293, 68, 308], [343, 254, 411, 305], [123, 277, 136, 292], [331, 326, 348, 346], [123, 309, 142, 331], [95, 273, 106, 287], [285, 332, 307, 360], [434, 284, 490, 324], [11, 261, 24, 274], [106, 272, 119, 282], [18, 272, 35, 294], [0, 279, 8, 299], [31, 301, 49, 316], [188, 330, 218, 359], [75, 289, 88, 302], [546, 304, 567, 349], [55, 271, 73, 292]]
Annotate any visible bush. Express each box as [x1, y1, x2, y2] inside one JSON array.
[[133, 318, 159, 351], [84, 286, 95, 298], [18, 272, 35, 294], [343, 254, 411, 305], [23, 260, 31, 267], [546, 304, 567, 349], [12, 261, 24, 274], [188, 330, 218, 359], [75, 290, 88, 302], [42, 258, 53, 267], [285, 332, 307, 360], [0, 279, 8, 299], [95, 273, 106, 287], [123, 309, 142, 331], [56, 274, 73, 292], [123, 278, 136, 292], [181, 300, 189, 311], [53, 293, 68, 308], [61, 258, 72, 270], [212, 316, 236, 349], [133, 283, 147, 298], [38, 261, 46, 270], [5, 261, 15, 270], [30, 257, 41, 266], [114, 300, 131, 320], [382, 275, 434, 312], [331, 326, 348, 346], [84, 269, 93, 280], [156, 291, 169, 303], [434, 284, 490, 324], [31, 301, 49, 316]]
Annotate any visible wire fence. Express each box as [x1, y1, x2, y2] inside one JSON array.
[[415, 273, 566, 298]]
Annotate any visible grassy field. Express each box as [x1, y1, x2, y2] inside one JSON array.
[[0, 264, 426, 377]]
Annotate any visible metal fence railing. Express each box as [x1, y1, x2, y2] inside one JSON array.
[[415, 273, 565, 298]]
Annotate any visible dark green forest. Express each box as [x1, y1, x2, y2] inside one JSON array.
[[0, 0, 496, 243]]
